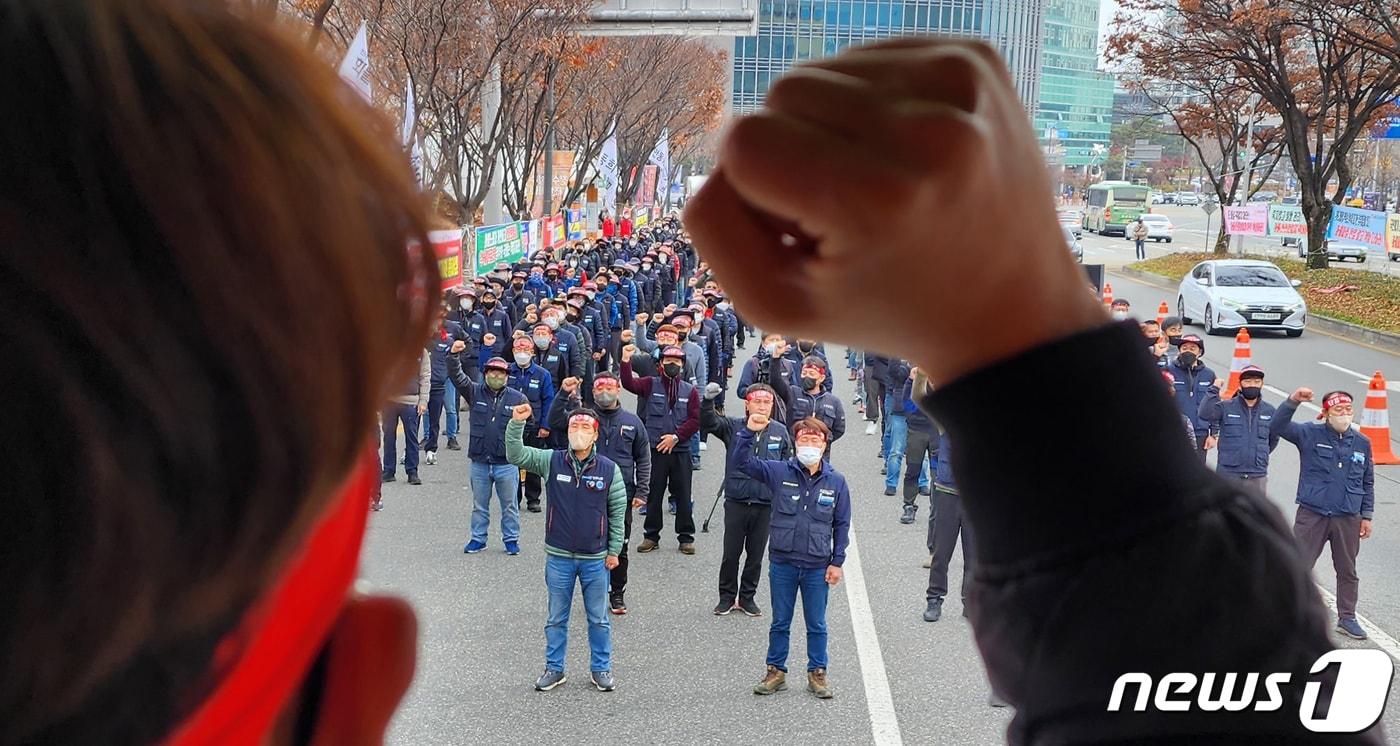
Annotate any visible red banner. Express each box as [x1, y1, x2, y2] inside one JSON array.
[[429, 229, 463, 290]]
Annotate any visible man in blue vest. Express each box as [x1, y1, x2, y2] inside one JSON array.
[[505, 402, 628, 693], [1197, 364, 1276, 498], [446, 350, 528, 554], [1271, 388, 1376, 640], [735, 416, 851, 700], [547, 374, 652, 615], [1169, 334, 1220, 462], [620, 343, 701, 554], [478, 287, 512, 359], [925, 429, 974, 624], [701, 381, 793, 617], [508, 335, 555, 513]]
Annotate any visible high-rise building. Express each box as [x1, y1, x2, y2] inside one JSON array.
[[730, 0, 1045, 115], [1033, 0, 1113, 166]]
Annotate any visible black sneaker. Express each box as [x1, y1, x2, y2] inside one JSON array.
[[923, 597, 943, 622], [446, 437, 461, 451], [919, 486, 931, 496], [381, 473, 396, 483], [407, 473, 422, 486], [527, 501, 542, 513], [713, 599, 736, 615], [609, 594, 627, 615], [899, 504, 917, 524], [883, 486, 896, 496], [534, 670, 566, 691], [737, 598, 762, 617]]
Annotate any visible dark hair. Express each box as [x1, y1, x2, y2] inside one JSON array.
[[792, 416, 832, 441], [0, 2, 434, 741]]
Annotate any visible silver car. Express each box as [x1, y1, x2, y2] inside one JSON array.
[[1063, 226, 1083, 263], [1176, 259, 1306, 337], [1057, 210, 1083, 239], [1296, 239, 1368, 263]]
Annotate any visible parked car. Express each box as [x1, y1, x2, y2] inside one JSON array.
[[1177, 192, 1202, 206], [1249, 191, 1278, 204], [1063, 225, 1083, 263], [1296, 238, 1367, 263], [1177, 260, 1306, 337], [1057, 209, 1083, 238]]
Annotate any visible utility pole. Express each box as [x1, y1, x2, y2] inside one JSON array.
[[1121, 145, 1129, 181], [541, 71, 557, 217], [1234, 95, 1258, 256]]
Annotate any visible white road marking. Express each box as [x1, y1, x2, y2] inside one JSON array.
[[842, 532, 904, 745], [1263, 384, 1322, 414], [1320, 361, 1400, 392], [1315, 587, 1400, 662]]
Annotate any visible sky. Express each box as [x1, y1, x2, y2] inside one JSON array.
[[1098, 0, 1118, 67]]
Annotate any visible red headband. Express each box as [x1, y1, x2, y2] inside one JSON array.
[[1318, 392, 1354, 419], [569, 414, 599, 429], [164, 450, 377, 745], [795, 426, 828, 442]]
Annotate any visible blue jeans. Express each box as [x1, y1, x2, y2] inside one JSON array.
[[545, 554, 612, 672], [690, 432, 701, 469], [470, 461, 521, 543], [381, 403, 420, 477], [445, 377, 459, 439], [885, 413, 907, 491], [766, 560, 830, 672]]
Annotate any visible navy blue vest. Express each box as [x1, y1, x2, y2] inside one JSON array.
[[642, 379, 695, 450], [768, 462, 844, 567], [545, 449, 617, 555], [467, 385, 527, 464], [725, 421, 791, 504]]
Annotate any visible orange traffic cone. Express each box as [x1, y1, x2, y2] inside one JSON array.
[[1223, 328, 1252, 399], [1157, 302, 1169, 325], [1360, 372, 1399, 465], [1103, 282, 1114, 307]]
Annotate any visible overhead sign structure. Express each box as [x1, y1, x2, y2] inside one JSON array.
[[572, 0, 757, 35]]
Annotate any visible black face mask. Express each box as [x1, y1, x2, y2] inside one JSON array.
[[1168, 335, 1183, 347], [1177, 351, 1198, 368], [567, 314, 580, 324], [662, 362, 683, 378], [482, 300, 497, 309], [1239, 386, 1262, 401], [798, 343, 814, 353], [512, 282, 524, 290], [801, 376, 820, 391]]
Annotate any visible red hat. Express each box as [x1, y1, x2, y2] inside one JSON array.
[[661, 345, 686, 359], [1239, 365, 1265, 381], [483, 357, 511, 373], [512, 336, 534, 351], [1178, 334, 1205, 354], [566, 297, 586, 310], [546, 262, 560, 272], [582, 281, 598, 291]]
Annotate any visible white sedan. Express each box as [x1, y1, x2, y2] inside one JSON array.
[[1126, 214, 1174, 242], [1177, 193, 1202, 206], [1177, 259, 1306, 337]]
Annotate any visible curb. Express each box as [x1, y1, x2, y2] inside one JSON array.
[[1112, 266, 1400, 356]]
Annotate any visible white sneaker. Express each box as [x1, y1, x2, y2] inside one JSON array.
[[865, 422, 877, 436], [425, 451, 437, 465], [699, 441, 708, 451], [922, 554, 932, 568]]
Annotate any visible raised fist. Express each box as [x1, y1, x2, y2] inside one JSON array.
[[635, 313, 649, 324], [704, 382, 722, 400], [483, 333, 497, 348], [621, 345, 637, 363], [561, 377, 581, 395], [450, 340, 467, 354], [620, 329, 635, 344], [747, 413, 770, 432], [1291, 387, 1314, 403], [511, 403, 533, 421]]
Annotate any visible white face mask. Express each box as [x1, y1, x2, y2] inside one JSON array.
[[568, 431, 596, 451], [543, 316, 560, 330], [796, 446, 823, 467], [586, 291, 596, 301], [1328, 414, 1353, 433], [1112, 311, 1128, 321], [763, 342, 780, 356], [460, 299, 473, 311], [717, 302, 731, 312], [514, 352, 532, 367]]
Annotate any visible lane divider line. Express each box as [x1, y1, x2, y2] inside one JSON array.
[[842, 532, 904, 746]]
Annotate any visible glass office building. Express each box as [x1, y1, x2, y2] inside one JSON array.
[[1033, 0, 1112, 166], [731, 0, 1044, 115]]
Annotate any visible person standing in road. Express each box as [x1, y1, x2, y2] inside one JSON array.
[[863, 352, 889, 438], [1110, 298, 1131, 322], [1131, 217, 1148, 260], [382, 352, 430, 486], [1270, 388, 1376, 640], [1197, 365, 1276, 498], [899, 368, 935, 523], [447, 351, 528, 555], [701, 381, 793, 617], [1169, 334, 1219, 461], [547, 374, 651, 615], [879, 358, 912, 488], [736, 416, 850, 700], [770, 355, 846, 456], [506, 403, 627, 693], [422, 305, 467, 466], [508, 336, 556, 512], [924, 429, 974, 623], [620, 344, 701, 554]]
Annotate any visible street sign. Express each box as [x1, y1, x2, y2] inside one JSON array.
[[1129, 145, 1164, 163], [1201, 200, 1219, 216]]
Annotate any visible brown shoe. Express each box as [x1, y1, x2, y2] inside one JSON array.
[[679, 543, 696, 555], [753, 665, 787, 695], [807, 668, 833, 699], [637, 539, 659, 553]]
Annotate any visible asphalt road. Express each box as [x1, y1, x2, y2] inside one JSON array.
[[363, 321, 1400, 743], [1077, 204, 1400, 275]]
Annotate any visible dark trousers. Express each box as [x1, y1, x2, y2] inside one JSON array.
[[1134, 238, 1146, 259], [611, 481, 636, 597], [1220, 473, 1268, 500], [423, 387, 446, 451], [1193, 430, 1210, 463], [903, 427, 937, 506], [927, 489, 975, 602], [645, 449, 695, 544], [521, 430, 548, 506], [1294, 506, 1362, 620], [864, 370, 885, 423], [380, 403, 419, 478], [719, 501, 772, 603]]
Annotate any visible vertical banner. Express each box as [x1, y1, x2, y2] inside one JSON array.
[[429, 229, 463, 291], [638, 165, 660, 206], [473, 222, 526, 274], [1267, 203, 1307, 240], [545, 214, 566, 248], [402, 79, 423, 186], [647, 128, 669, 208], [633, 205, 650, 229], [530, 150, 576, 218], [1386, 213, 1400, 257], [1327, 205, 1388, 251], [1223, 205, 1268, 236], [526, 219, 543, 258], [566, 207, 585, 240], [598, 124, 619, 218], [338, 22, 372, 102]]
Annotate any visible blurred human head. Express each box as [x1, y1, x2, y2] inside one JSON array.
[[1, 2, 433, 742], [745, 384, 776, 418]]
